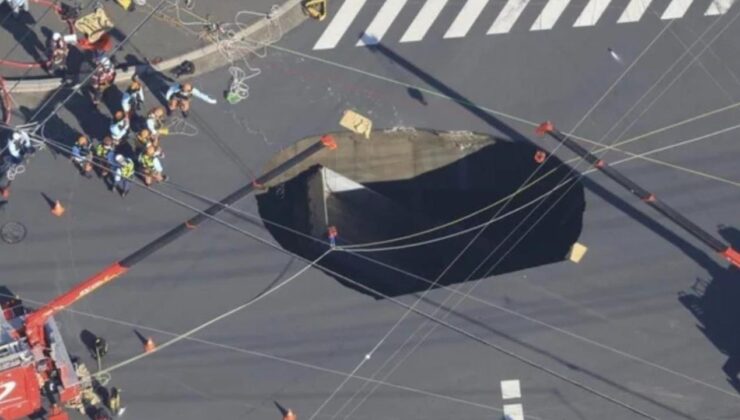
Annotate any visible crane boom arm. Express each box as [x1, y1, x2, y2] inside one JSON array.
[[536, 122, 740, 268], [24, 135, 337, 347]]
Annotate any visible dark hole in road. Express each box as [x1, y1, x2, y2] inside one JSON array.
[[257, 133, 585, 299]]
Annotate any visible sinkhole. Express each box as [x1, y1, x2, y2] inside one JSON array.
[[256, 129, 585, 298]]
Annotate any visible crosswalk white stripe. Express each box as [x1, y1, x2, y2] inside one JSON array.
[[705, 0, 736, 15], [314, 0, 368, 50], [661, 0, 693, 19], [400, 0, 448, 43], [573, 0, 613, 26], [531, 0, 572, 31], [488, 0, 531, 34], [444, 0, 490, 39], [618, 0, 653, 23], [358, 0, 409, 46]]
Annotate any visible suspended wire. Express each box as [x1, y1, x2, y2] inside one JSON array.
[[0, 132, 511, 416], [27, 0, 169, 128], [308, 14, 688, 420], [94, 249, 333, 377], [1, 0, 98, 95], [333, 12, 740, 418], [604, 11, 740, 150], [2, 5, 736, 414], [19, 130, 659, 419], [334, 122, 740, 419]]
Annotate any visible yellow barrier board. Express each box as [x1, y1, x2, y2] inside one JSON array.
[[116, 0, 133, 11], [569, 242, 588, 263], [340, 110, 372, 139], [75, 8, 114, 43]]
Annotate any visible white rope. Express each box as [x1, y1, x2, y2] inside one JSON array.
[[164, 116, 199, 137], [226, 66, 251, 103], [93, 249, 331, 378]]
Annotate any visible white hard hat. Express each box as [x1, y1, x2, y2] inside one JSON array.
[[11, 132, 21, 141], [52, 32, 61, 41], [99, 56, 111, 67], [115, 154, 125, 164]]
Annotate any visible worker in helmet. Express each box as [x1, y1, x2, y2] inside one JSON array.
[[7, 130, 35, 164], [135, 128, 155, 149], [165, 82, 216, 118], [109, 111, 130, 144], [45, 32, 68, 75], [121, 76, 144, 116], [92, 136, 115, 177], [111, 154, 134, 197], [90, 56, 116, 106], [145, 106, 168, 138], [71, 135, 93, 177], [138, 145, 166, 186], [135, 129, 164, 158]]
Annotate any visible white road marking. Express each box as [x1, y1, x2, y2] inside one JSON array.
[[500, 380, 522, 400], [400, 0, 448, 43], [488, 0, 531, 34], [531, 0, 572, 31], [661, 0, 693, 19], [314, 0, 367, 50], [706, 0, 736, 15], [358, 0, 409, 46], [574, 0, 613, 26], [503, 404, 524, 420], [618, 0, 654, 23], [444, 0, 490, 38]]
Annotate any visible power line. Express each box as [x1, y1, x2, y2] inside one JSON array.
[[26, 0, 168, 128], [19, 129, 658, 419]]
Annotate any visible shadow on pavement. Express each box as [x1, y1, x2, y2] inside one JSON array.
[[678, 225, 740, 392], [0, 9, 44, 64], [369, 45, 740, 396]]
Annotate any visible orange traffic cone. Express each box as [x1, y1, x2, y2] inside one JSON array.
[[284, 409, 297, 420], [51, 200, 65, 217], [144, 337, 156, 353]]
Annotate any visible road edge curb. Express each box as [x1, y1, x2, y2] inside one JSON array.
[[7, 0, 308, 94]]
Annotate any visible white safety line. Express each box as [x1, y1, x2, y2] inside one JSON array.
[[503, 404, 525, 420], [400, 0, 448, 43], [706, 0, 736, 15], [488, 0, 531, 34], [501, 379, 522, 400], [531, 0, 572, 31], [661, 0, 694, 19], [314, 0, 368, 50], [357, 0, 408, 46], [618, 0, 655, 23], [444, 0, 490, 38], [574, 0, 613, 26]]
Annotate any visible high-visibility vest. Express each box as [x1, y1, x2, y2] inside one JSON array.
[[93, 143, 111, 157], [120, 160, 134, 178], [138, 153, 155, 170]]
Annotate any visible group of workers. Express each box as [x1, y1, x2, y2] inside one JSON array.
[[68, 55, 217, 197], [4, 53, 217, 198]]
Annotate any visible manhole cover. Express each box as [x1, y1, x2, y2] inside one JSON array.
[[1, 222, 27, 244]]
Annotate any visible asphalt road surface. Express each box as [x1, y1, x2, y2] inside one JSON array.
[[2, 1, 740, 418]]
